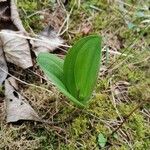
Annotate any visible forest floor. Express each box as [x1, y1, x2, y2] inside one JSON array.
[[0, 0, 150, 150]]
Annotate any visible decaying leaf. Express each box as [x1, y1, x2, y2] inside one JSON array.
[[0, 30, 33, 69], [32, 26, 63, 56], [5, 77, 40, 123], [0, 0, 63, 124], [0, 0, 10, 21], [10, 0, 26, 32], [0, 40, 8, 85]]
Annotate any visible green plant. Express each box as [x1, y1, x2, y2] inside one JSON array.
[[98, 133, 107, 148], [37, 35, 102, 107]]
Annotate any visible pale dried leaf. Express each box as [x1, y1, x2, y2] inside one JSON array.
[[5, 77, 40, 123], [32, 26, 63, 56], [0, 40, 8, 85], [7, 75, 18, 90], [0, 30, 33, 69], [10, 0, 26, 32], [0, 1, 10, 21]]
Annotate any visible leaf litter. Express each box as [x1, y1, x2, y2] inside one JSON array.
[[5, 77, 40, 123], [0, 0, 63, 123], [0, 39, 8, 85], [0, 30, 33, 69]]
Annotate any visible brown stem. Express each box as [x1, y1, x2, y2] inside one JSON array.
[[111, 99, 150, 135]]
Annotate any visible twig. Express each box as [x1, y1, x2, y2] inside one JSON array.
[[111, 99, 150, 135], [0, 31, 70, 48], [102, 47, 133, 57], [109, 78, 123, 121], [58, 0, 75, 35], [0, 66, 53, 94]]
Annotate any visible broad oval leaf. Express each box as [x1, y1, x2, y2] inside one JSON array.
[[37, 52, 64, 81], [63, 35, 101, 99], [37, 53, 84, 107], [74, 36, 101, 103], [64, 35, 101, 103]]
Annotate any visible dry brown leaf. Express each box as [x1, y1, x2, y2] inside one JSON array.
[[0, 40, 8, 85], [0, 30, 33, 69], [81, 24, 91, 35], [32, 26, 63, 56], [5, 77, 40, 123]]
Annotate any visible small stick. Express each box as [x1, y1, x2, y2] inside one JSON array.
[[111, 99, 150, 135]]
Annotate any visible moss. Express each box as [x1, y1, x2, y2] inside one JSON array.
[[117, 103, 150, 149], [96, 77, 110, 91], [128, 114, 146, 138], [17, 0, 54, 32], [128, 84, 150, 101], [71, 116, 88, 138], [89, 94, 118, 119], [85, 135, 98, 149], [115, 65, 144, 84]]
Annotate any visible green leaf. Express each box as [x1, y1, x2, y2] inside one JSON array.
[[74, 35, 101, 102], [37, 35, 102, 107], [63, 36, 94, 98], [136, 11, 145, 18], [64, 35, 101, 103], [37, 53, 65, 88], [98, 133, 107, 148], [113, 133, 118, 139], [37, 52, 64, 81], [37, 53, 84, 107], [127, 22, 136, 30]]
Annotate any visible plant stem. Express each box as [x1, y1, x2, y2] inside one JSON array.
[[111, 99, 150, 135]]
